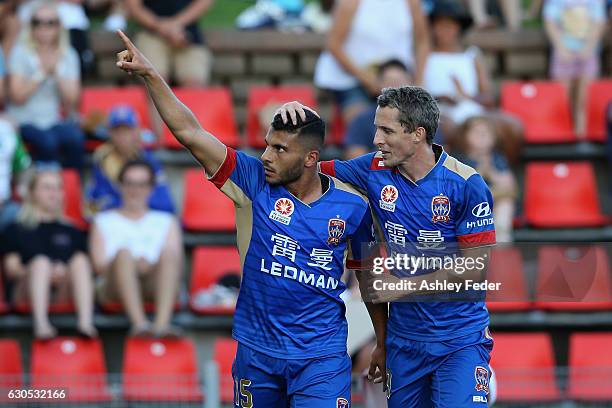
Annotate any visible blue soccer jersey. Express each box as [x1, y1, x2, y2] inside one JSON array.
[[209, 147, 375, 359], [320, 144, 496, 342]]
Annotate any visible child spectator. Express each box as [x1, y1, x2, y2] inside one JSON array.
[[2, 167, 96, 339], [454, 117, 517, 242], [86, 105, 175, 215], [544, 0, 606, 135], [424, 1, 491, 129], [7, 2, 84, 169], [125, 0, 213, 87], [424, 0, 523, 157], [89, 160, 183, 337]]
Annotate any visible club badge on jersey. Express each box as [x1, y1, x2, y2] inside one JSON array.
[[269, 198, 294, 225], [431, 194, 451, 223], [474, 366, 490, 394], [327, 218, 346, 246], [336, 397, 350, 408], [379, 185, 399, 212]]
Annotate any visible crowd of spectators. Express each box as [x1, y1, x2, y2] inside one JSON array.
[[0, 0, 609, 340], [0, 0, 192, 339]]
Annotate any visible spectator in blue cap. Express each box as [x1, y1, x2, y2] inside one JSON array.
[[85, 104, 175, 216]]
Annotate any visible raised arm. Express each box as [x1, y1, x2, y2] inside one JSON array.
[[115, 30, 226, 176]]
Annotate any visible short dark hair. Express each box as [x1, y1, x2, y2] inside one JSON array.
[[377, 86, 440, 144], [377, 59, 412, 77], [118, 159, 156, 185], [271, 109, 326, 151]]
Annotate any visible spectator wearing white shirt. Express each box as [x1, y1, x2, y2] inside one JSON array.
[[89, 159, 184, 337]]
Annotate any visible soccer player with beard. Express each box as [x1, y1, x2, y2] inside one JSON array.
[[279, 87, 496, 407], [116, 30, 377, 407]]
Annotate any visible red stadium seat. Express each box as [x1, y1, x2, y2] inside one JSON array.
[[328, 104, 346, 146], [0, 339, 23, 402], [585, 80, 612, 142], [501, 81, 575, 143], [524, 162, 605, 228], [213, 337, 237, 403], [182, 169, 236, 232], [534, 245, 612, 310], [62, 169, 87, 230], [486, 247, 532, 311], [568, 332, 612, 400], [31, 337, 111, 402], [490, 333, 561, 401], [80, 86, 152, 130], [162, 87, 240, 149], [190, 246, 241, 314], [246, 85, 318, 148], [123, 337, 203, 401]]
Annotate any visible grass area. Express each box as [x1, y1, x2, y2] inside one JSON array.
[[199, 0, 319, 29], [200, 0, 256, 28]]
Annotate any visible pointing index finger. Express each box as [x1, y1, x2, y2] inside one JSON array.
[[117, 29, 136, 51]]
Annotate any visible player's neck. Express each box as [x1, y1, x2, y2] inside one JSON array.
[[398, 144, 436, 183], [284, 170, 322, 205]]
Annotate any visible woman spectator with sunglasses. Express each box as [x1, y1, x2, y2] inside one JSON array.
[[7, 2, 84, 170]]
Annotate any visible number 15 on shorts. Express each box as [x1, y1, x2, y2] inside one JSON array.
[[234, 378, 252, 407]]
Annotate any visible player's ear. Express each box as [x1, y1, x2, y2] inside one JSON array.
[[304, 149, 319, 168], [414, 126, 426, 144]]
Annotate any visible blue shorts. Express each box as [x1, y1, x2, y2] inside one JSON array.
[[386, 328, 494, 408], [232, 342, 352, 408], [332, 86, 372, 113]]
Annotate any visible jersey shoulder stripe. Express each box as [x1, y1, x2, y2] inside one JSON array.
[[442, 155, 477, 181], [331, 176, 368, 203]]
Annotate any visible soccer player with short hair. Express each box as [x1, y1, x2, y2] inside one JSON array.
[[115, 31, 376, 407], [279, 87, 496, 407]]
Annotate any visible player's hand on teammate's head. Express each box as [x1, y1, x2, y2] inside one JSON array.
[[115, 30, 155, 77], [276, 101, 319, 125]]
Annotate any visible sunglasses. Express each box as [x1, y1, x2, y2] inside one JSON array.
[[31, 18, 60, 28]]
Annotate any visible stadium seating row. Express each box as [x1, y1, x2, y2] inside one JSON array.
[[487, 246, 612, 311], [80, 80, 612, 149], [1, 333, 611, 403], [0, 336, 203, 403], [491, 332, 612, 402], [0, 246, 239, 316], [56, 159, 610, 237], [2, 244, 612, 316], [500, 80, 611, 143]]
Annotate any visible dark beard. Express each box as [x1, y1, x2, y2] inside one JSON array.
[[269, 163, 303, 186]]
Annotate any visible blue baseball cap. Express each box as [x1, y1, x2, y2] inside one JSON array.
[[108, 104, 139, 128]]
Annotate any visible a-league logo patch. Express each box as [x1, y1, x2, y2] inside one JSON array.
[[474, 366, 490, 394], [336, 397, 349, 408], [269, 198, 294, 225], [431, 194, 451, 223], [379, 185, 398, 212], [327, 218, 346, 246]]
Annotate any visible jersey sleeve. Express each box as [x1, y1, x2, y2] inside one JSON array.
[[319, 153, 375, 191], [455, 174, 496, 248], [209, 147, 266, 205], [346, 207, 377, 270]]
